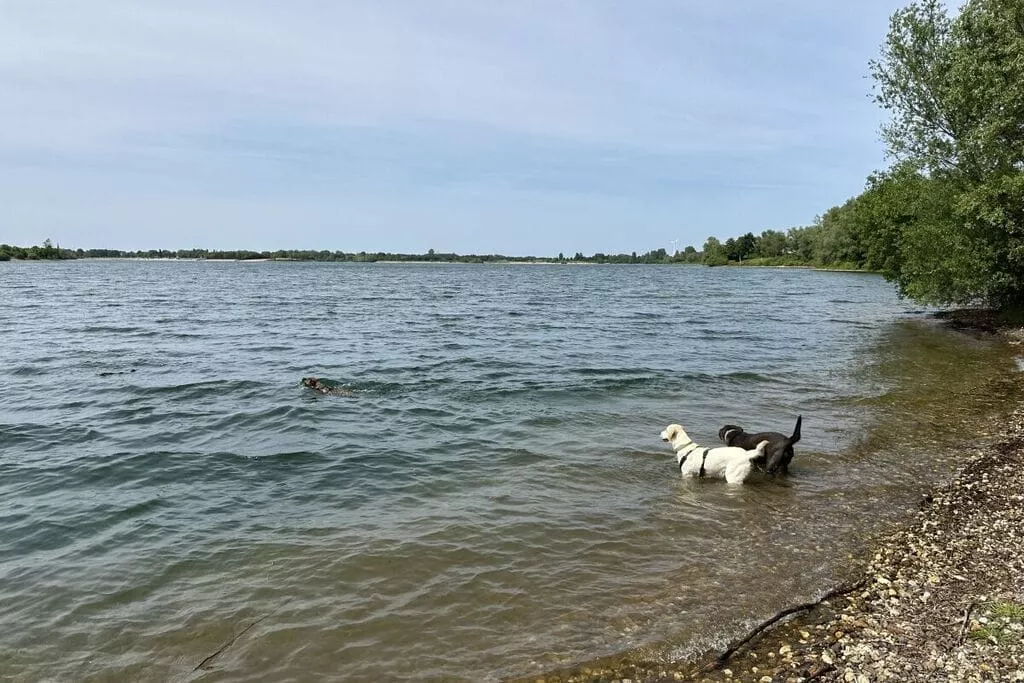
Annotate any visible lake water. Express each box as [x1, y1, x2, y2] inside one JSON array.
[[1, 261, 1019, 681]]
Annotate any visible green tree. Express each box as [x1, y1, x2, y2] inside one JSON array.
[[702, 237, 728, 266], [869, 0, 1024, 307], [787, 226, 819, 262], [723, 237, 737, 261], [756, 230, 788, 258], [815, 204, 867, 267], [735, 232, 757, 261]]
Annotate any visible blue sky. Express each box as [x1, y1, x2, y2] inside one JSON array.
[[1, 1, 906, 255]]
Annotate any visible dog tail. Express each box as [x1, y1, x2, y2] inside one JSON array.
[[788, 415, 802, 446], [749, 439, 770, 459]]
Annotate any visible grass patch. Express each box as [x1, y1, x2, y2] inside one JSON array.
[[991, 601, 1024, 620], [969, 601, 1024, 645]]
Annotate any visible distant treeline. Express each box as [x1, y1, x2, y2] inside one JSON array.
[[0, 230, 880, 271], [0, 243, 704, 265], [698, 225, 862, 270], [0, 240, 69, 261]]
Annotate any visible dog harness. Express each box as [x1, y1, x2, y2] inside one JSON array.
[[678, 445, 711, 478]]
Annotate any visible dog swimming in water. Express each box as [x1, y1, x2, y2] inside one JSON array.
[[301, 377, 353, 396]]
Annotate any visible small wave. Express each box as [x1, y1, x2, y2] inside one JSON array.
[[10, 365, 46, 376], [572, 367, 659, 377], [120, 498, 165, 518], [828, 317, 879, 328], [694, 329, 760, 340], [592, 375, 665, 390], [0, 423, 108, 451], [206, 404, 307, 431], [134, 379, 266, 398], [659, 370, 777, 385], [69, 325, 142, 334], [405, 406, 458, 419], [517, 416, 563, 428], [721, 370, 774, 382]]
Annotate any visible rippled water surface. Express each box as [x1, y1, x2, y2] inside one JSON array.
[[0, 261, 1018, 681]]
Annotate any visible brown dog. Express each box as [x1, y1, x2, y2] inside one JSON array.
[[301, 377, 353, 396]]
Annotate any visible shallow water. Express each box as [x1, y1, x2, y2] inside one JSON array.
[[0, 261, 1018, 681]]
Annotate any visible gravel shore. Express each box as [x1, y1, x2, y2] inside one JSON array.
[[513, 317, 1024, 683]]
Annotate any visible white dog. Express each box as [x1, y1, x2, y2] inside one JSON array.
[[660, 424, 768, 485]]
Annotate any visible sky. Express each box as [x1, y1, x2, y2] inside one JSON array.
[[0, 1, 908, 256]]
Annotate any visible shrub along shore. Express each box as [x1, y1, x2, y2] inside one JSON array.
[[508, 313, 1024, 683]]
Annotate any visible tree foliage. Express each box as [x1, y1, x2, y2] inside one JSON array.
[[702, 237, 729, 266], [866, 0, 1024, 307]]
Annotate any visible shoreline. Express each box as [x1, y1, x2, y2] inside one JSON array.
[[3, 258, 876, 272], [722, 263, 879, 274], [509, 314, 1024, 683]]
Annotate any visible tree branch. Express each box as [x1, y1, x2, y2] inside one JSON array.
[[704, 579, 868, 672]]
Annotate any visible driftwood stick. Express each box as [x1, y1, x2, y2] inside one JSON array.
[[956, 601, 977, 645], [193, 600, 292, 672], [705, 578, 867, 671]]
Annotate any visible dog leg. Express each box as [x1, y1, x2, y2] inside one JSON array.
[[725, 461, 752, 485]]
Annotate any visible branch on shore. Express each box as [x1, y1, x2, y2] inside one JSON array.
[[956, 601, 977, 645], [705, 578, 868, 672]]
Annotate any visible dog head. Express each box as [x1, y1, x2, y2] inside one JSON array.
[[660, 424, 692, 450], [718, 424, 744, 445]]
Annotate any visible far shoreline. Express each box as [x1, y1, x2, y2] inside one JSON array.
[[2, 257, 884, 273]]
